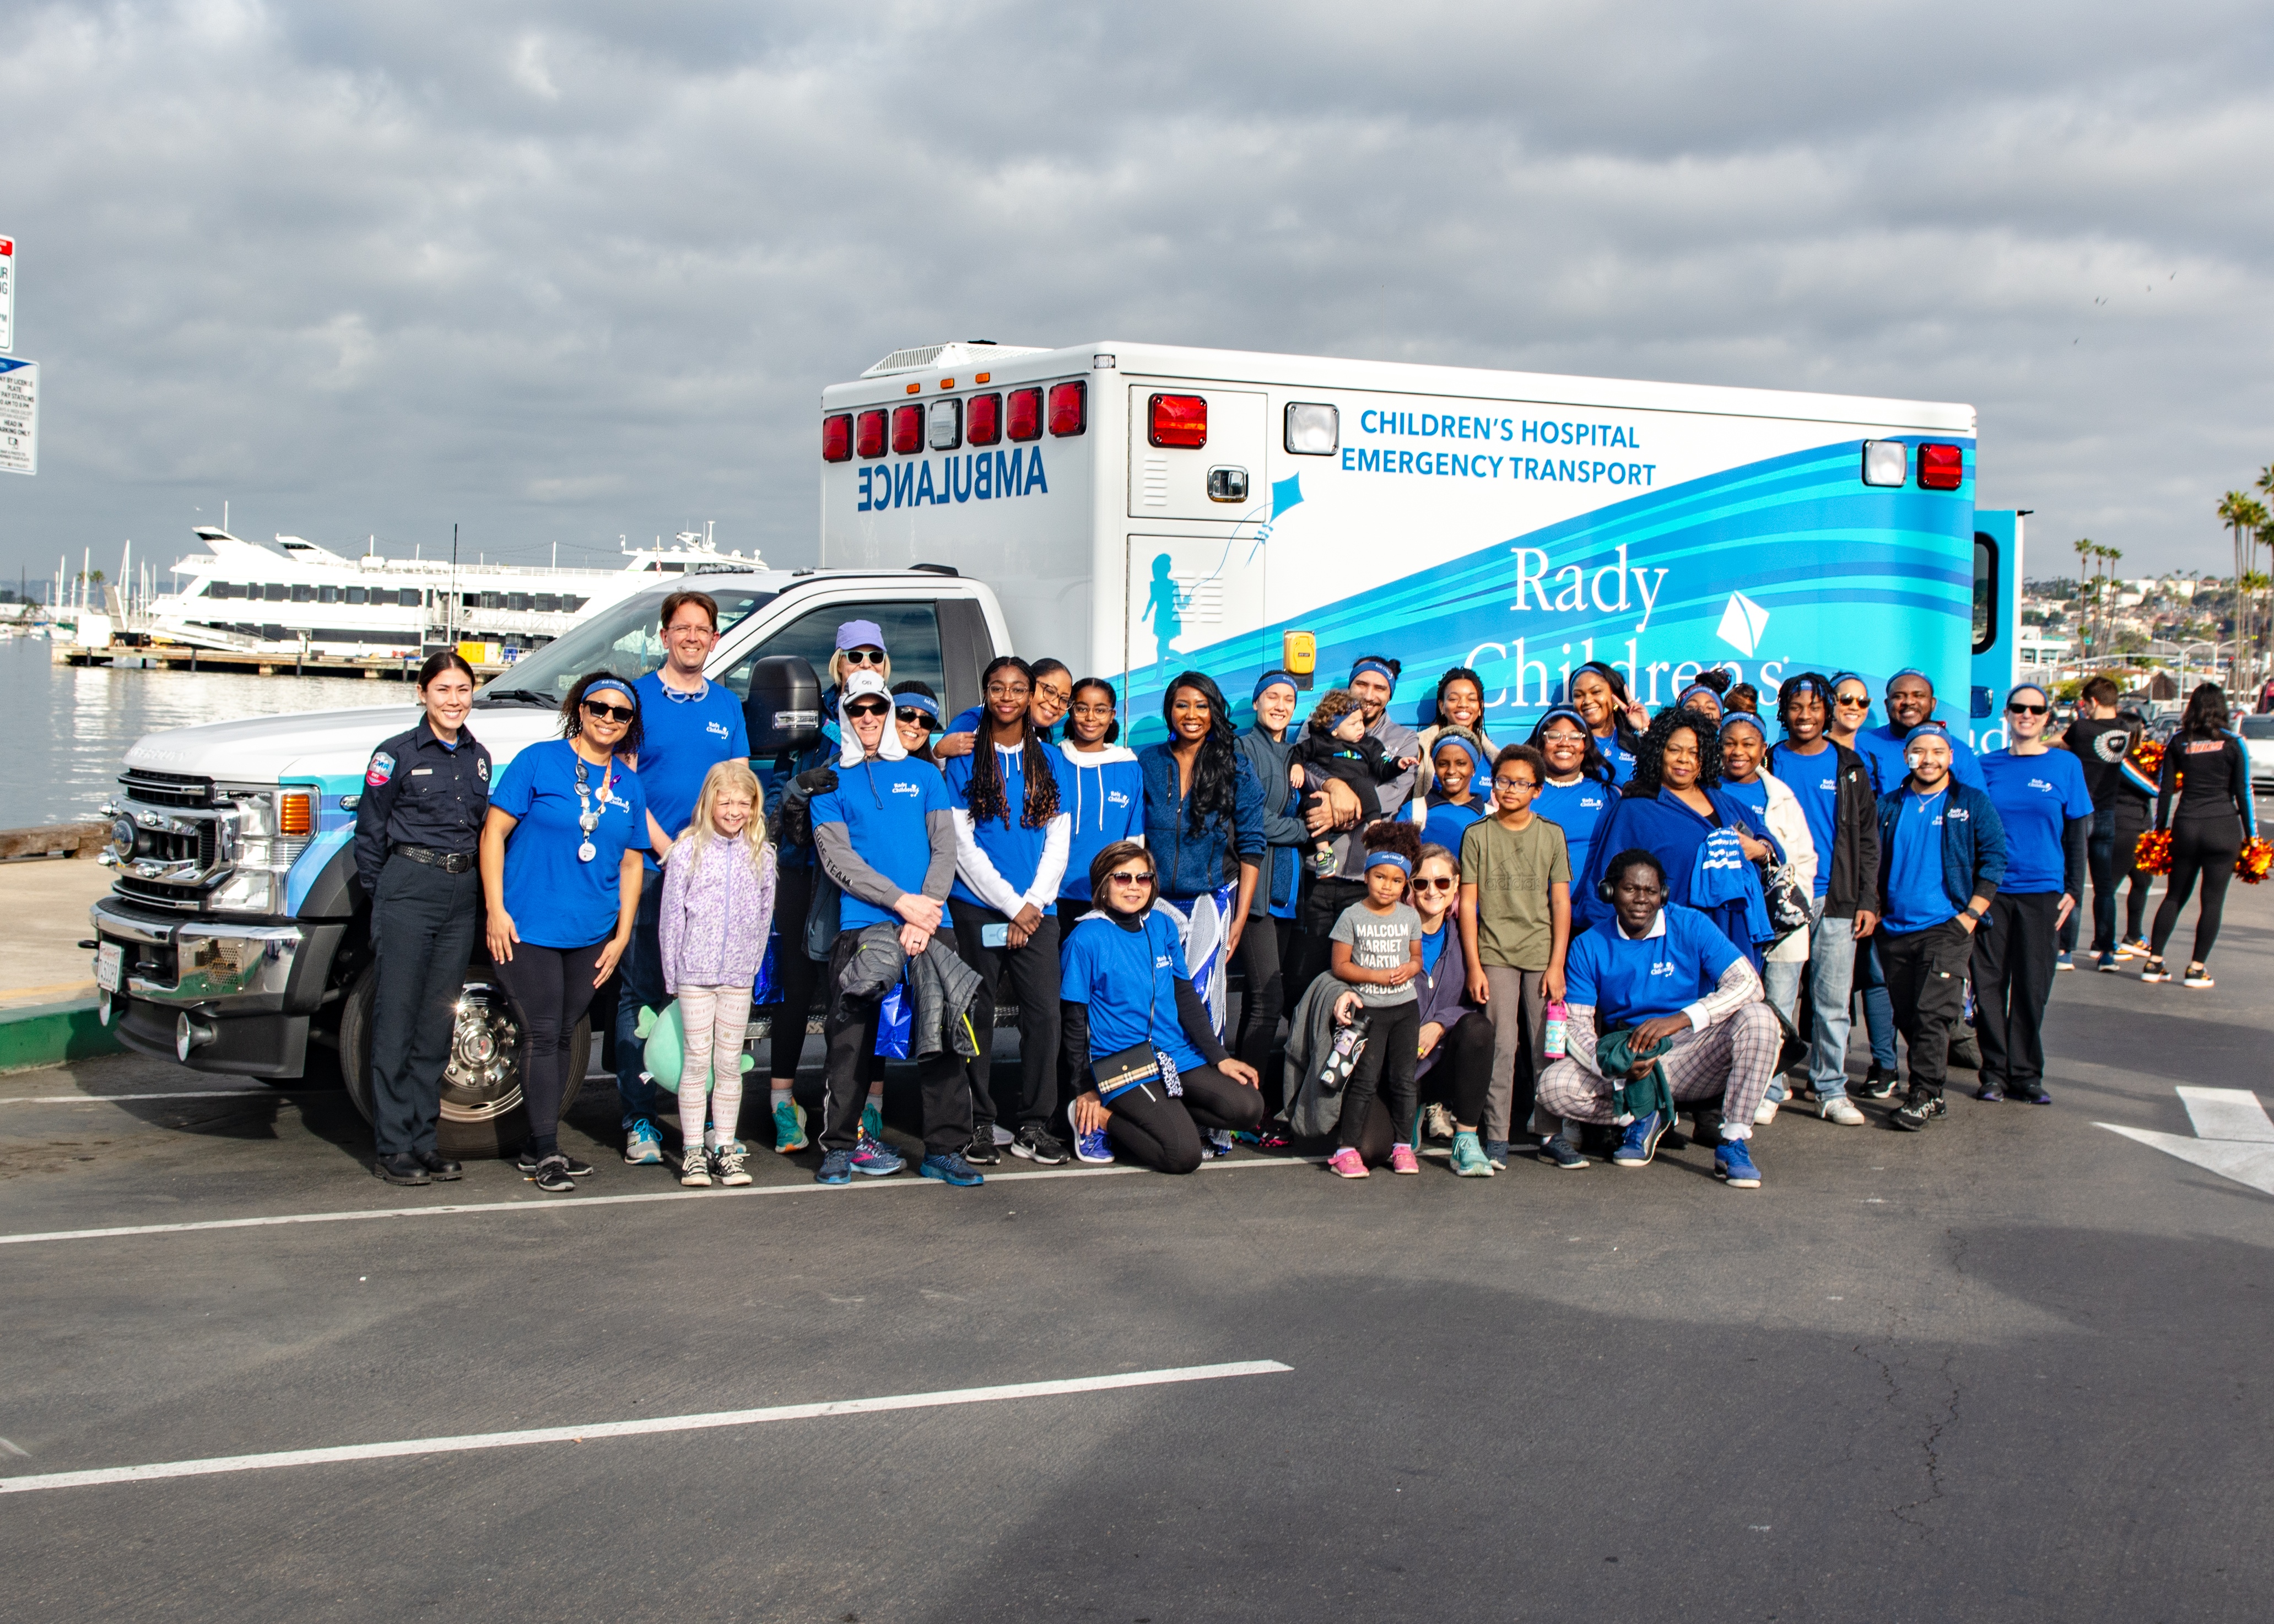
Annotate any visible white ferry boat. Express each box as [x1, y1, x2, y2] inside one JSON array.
[[141, 526, 761, 657]]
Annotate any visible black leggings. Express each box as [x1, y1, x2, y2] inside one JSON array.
[[1234, 916, 1301, 1086], [2151, 814, 2243, 967], [1103, 1064, 1266, 1174], [1339, 1000, 1420, 1151], [767, 862, 826, 1081], [2116, 805, 2156, 941], [1350, 1007, 1495, 1163], [494, 939, 609, 1156]]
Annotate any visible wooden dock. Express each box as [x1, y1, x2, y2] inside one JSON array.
[[50, 643, 512, 680]]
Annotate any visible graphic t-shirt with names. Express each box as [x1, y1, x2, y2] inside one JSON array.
[[1330, 900, 1424, 1006]]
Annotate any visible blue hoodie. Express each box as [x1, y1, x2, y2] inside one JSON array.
[[1055, 740, 1146, 901]]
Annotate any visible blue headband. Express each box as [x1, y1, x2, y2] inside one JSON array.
[[586, 682, 636, 709], [1533, 703, 1589, 737], [1432, 733, 1481, 768], [1364, 850, 1412, 876], [1886, 667, 1931, 694], [1720, 711, 1765, 739], [2006, 683, 2049, 708], [1677, 684, 1719, 708], [894, 691, 940, 720], [1349, 658, 1397, 689], [1907, 718, 1951, 738], [1253, 670, 1298, 702]]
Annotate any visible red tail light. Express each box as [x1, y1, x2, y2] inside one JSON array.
[[968, 392, 1002, 446], [890, 404, 923, 454], [1047, 380, 1087, 437], [1917, 442, 1965, 491], [1148, 393, 1207, 448], [822, 414, 852, 463], [1007, 387, 1043, 442], [855, 409, 887, 458]]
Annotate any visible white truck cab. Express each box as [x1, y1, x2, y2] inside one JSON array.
[[90, 565, 1009, 1156]]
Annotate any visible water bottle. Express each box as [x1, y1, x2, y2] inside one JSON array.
[[1543, 1000, 1568, 1060]]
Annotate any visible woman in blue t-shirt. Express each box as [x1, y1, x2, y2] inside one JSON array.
[[1061, 841, 1264, 1172], [1528, 704, 1616, 895], [1974, 684, 2092, 1104], [1569, 662, 1646, 785], [482, 673, 650, 1192]]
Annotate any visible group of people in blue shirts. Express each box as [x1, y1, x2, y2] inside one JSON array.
[[358, 593, 2244, 1195]]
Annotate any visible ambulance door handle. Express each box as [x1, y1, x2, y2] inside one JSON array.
[[1207, 467, 1249, 504]]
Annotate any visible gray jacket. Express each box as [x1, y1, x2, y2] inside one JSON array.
[[1278, 973, 1360, 1140], [833, 921, 985, 1062]]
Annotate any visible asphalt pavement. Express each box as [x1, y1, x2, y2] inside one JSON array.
[[3, 880, 2271, 1623]]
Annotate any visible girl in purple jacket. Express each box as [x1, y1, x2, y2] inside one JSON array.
[[660, 760, 776, 1186]]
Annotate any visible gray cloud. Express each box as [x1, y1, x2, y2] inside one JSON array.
[[2, 0, 2268, 589]]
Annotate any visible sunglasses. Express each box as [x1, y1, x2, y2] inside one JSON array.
[[840, 648, 885, 665], [2007, 702, 2049, 715], [1105, 869, 1155, 887], [845, 700, 890, 718], [895, 707, 936, 726], [1834, 694, 1871, 708], [1412, 876, 1457, 892], [581, 700, 636, 723]]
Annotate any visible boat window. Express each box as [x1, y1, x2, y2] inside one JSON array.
[[475, 583, 776, 706], [345, 587, 366, 605]]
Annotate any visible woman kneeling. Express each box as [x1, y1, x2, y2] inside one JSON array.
[[1061, 841, 1265, 1172]]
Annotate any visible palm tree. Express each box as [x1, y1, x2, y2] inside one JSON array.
[[2073, 537, 2097, 657], [2219, 490, 2255, 620]]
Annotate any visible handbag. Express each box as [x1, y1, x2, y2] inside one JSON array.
[[1091, 1041, 1163, 1103], [1759, 860, 1812, 937]]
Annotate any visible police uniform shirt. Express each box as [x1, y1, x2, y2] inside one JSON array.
[[489, 739, 650, 950], [353, 721, 493, 894]]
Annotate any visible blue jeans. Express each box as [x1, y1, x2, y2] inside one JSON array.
[[1852, 935, 1898, 1069], [613, 880, 667, 1131], [1761, 897, 1860, 1101], [2058, 807, 2119, 955]]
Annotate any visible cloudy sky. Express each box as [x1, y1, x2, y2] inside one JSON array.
[[3, 0, 2270, 592]]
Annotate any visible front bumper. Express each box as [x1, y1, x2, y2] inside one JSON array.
[[90, 896, 343, 1077]]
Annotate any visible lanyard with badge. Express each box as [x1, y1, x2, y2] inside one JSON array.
[[572, 755, 615, 864]]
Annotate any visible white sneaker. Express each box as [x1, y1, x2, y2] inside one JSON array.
[[1754, 1097, 1780, 1126], [1819, 1096, 1866, 1127]]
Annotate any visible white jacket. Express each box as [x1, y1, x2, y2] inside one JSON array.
[[1756, 768, 1820, 965]]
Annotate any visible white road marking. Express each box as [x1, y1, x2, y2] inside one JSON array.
[[2099, 1087, 2274, 1198], [0, 1090, 288, 1105], [0, 1360, 1292, 1495], [0, 1154, 1314, 1249]]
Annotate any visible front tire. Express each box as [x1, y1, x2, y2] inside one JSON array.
[[340, 960, 588, 1160]]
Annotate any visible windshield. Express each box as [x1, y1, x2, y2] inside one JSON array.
[[476, 581, 776, 705], [2239, 715, 2274, 739]]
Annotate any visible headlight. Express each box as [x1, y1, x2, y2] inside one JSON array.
[[209, 786, 316, 914]]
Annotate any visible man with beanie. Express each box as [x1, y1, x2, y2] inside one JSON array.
[[1294, 655, 1422, 999]]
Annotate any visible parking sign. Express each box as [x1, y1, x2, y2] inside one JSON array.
[[0, 358, 36, 475]]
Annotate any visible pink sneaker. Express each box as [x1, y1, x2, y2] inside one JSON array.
[[1327, 1146, 1369, 1179], [1389, 1143, 1421, 1174]]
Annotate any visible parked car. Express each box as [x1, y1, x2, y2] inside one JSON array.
[[2237, 712, 2274, 793]]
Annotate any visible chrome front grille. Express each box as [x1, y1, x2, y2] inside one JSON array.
[[120, 770, 215, 809]]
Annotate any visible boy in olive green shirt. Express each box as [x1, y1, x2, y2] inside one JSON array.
[[1456, 743, 1571, 1164]]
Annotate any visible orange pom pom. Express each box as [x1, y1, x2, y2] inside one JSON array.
[[2132, 829, 2173, 876], [2238, 837, 2272, 885]]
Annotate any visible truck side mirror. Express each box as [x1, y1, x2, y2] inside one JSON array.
[[745, 656, 823, 754]]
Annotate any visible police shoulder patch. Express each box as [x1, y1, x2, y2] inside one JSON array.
[[366, 751, 395, 787]]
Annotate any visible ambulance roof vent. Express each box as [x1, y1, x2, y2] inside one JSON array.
[[861, 340, 1047, 378]]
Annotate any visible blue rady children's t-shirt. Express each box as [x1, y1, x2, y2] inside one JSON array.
[[1056, 742, 1145, 902], [1563, 905, 1742, 1029], [634, 670, 749, 864], [1882, 787, 1956, 934], [809, 755, 953, 932], [490, 740, 650, 950], [943, 741, 1066, 911], [1771, 741, 1841, 899], [1060, 911, 1204, 1072], [1533, 776, 1612, 884], [1421, 797, 1486, 857], [1981, 748, 2091, 894]]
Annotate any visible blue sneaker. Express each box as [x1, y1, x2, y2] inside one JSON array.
[[2094, 950, 2120, 973], [850, 1135, 906, 1177], [1611, 1111, 1665, 1168], [814, 1148, 854, 1185], [1540, 1136, 1588, 1170], [1071, 1123, 1114, 1164], [2054, 950, 2075, 972], [920, 1151, 984, 1187], [861, 1100, 884, 1142], [1714, 1136, 1763, 1188], [1449, 1130, 1495, 1177], [771, 1096, 808, 1154], [1202, 1127, 1234, 1160], [622, 1118, 665, 1165], [1482, 1139, 1510, 1170]]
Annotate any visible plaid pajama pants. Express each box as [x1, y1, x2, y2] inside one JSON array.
[[1536, 1002, 1781, 1140]]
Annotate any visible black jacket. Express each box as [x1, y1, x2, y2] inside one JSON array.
[[1768, 739, 1880, 918], [352, 721, 491, 896]]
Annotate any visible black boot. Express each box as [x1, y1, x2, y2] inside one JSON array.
[[374, 1152, 430, 1185], [414, 1149, 463, 1181]]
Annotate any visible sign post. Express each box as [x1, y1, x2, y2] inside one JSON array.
[[0, 236, 12, 352], [0, 358, 36, 476]]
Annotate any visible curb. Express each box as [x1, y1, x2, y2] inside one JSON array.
[[0, 998, 126, 1074]]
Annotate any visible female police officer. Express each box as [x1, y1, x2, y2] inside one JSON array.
[[354, 650, 490, 1185]]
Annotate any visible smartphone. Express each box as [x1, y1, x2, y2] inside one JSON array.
[[981, 922, 1011, 948]]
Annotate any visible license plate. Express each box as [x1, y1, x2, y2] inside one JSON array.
[[95, 941, 123, 993]]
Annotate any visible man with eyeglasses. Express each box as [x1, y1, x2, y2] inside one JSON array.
[[1763, 673, 1880, 1125], [614, 589, 750, 1166]]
